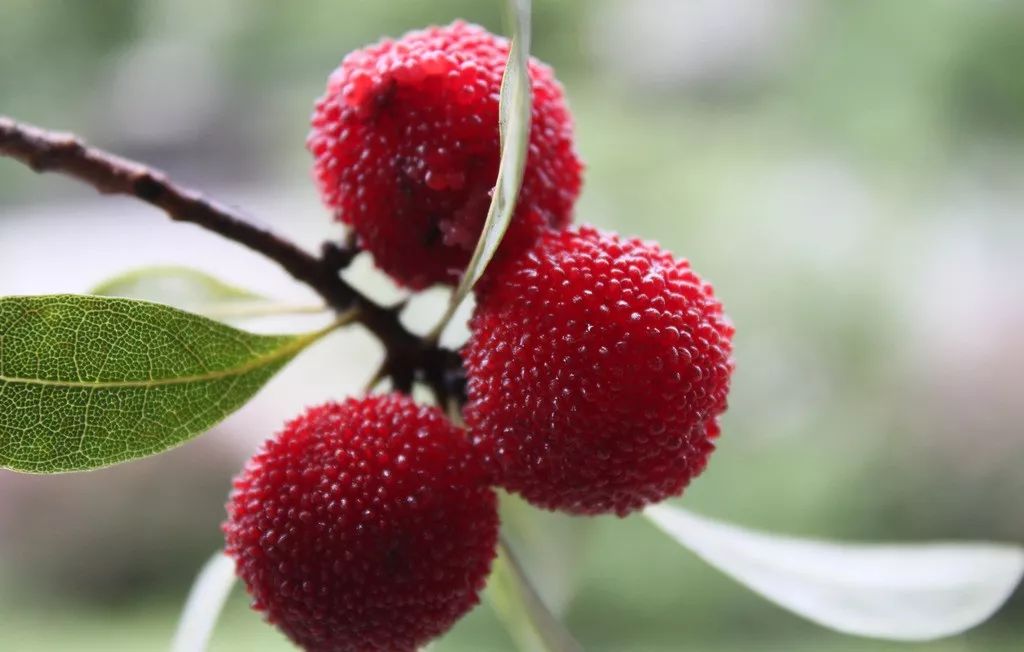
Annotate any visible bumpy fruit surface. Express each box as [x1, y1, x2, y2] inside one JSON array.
[[223, 394, 499, 652], [464, 226, 734, 516], [308, 21, 582, 289]]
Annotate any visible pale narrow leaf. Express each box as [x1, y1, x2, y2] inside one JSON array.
[[91, 265, 326, 320], [487, 536, 583, 652], [172, 550, 237, 652], [92, 265, 264, 304], [430, 0, 533, 339], [500, 492, 591, 616], [645, 504, 1024, 641], [0, 295, 333, 473]]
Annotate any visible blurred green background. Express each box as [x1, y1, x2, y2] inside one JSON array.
[[1, 0, 1023, 650]]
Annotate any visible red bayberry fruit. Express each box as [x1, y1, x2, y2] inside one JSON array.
[[464, 226, 735, 517], [308, 21, 583, 290], [223, 394, 499, 652]]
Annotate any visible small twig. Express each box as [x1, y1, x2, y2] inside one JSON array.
[[320, 238, 360, 275], [0, 115, 463, 402]]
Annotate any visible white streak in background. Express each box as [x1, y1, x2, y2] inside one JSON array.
[[646, 504, 1024, 641], [885, 177, 1024, 469], [103, 0, 248, 145], [592, 0, 806, 89], [172, 550, 237, 652]]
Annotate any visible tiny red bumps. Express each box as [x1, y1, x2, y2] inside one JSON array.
[[308, 20, 582, 289], [464, 226, 735, 517], [223, 394, 499, 652]]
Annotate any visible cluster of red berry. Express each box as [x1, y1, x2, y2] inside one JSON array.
[[224, 21, 734, 652]]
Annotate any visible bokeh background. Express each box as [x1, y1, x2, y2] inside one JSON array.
[[2, 0, 1023, 650]]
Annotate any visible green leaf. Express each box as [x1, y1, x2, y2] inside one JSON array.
[[0, 294, 331, 473], [487, 536, 582, 652], [430, 0, 533, 340], [645, 504, 1024, 641], [91, 266, 327, 321]]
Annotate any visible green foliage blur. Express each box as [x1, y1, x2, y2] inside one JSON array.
[[1, 1, 1022, 650]]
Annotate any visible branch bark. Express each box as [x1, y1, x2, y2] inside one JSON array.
[[0, 115, 463, 401]]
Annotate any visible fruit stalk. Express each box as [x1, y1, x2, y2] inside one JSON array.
[[0, 115, 462, 401]]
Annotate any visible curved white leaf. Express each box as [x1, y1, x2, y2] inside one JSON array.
[[461, 0, 532, 293], [645, 504, 1024, 641], [172, 550, 237, 652], [430, 0, 533, 340]]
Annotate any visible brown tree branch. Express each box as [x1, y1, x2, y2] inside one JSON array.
[[0, 115, 463, 401]]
